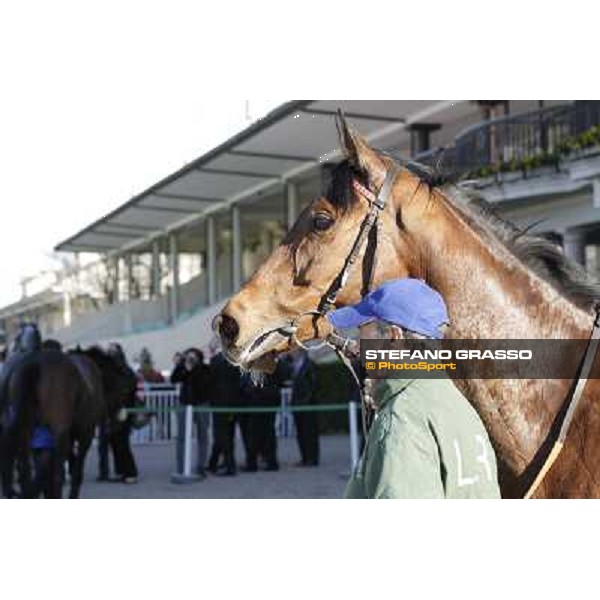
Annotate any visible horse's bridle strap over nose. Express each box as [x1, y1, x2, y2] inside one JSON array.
[[318, 164, 401, 314], [282, 162, 400, 441]]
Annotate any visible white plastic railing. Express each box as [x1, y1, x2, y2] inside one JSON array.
[[275, 386, 295, 438], [131, 383, 180, 444], [130, 383, 361, 477]]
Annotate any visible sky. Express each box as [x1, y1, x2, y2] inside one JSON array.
[[0, 4, 284, 308], [0, 3, 591, 310]]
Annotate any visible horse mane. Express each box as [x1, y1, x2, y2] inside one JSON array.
[[440, 183, 600, 310], [327, 155, 600, 311]]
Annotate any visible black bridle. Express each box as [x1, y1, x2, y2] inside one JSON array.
[[287, 163, 401, 339], [283, 164, 401, 439], [318, 164, 401, 314]]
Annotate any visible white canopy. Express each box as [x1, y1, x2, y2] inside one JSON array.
[[56, 100, 475, 253]]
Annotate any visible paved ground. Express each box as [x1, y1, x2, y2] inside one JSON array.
[[81, 434, 350, 499]]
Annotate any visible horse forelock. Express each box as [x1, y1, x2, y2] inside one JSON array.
[[325, 160, 368, 214]]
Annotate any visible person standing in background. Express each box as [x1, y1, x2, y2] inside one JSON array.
[[137, 347, 165, 384], [106, 343, 139, 484], [238, 373, 257, 471], [256, 358, 288, 470], [240, 358, 287, 472], [171, 348, 211, 478], [207, 351, 242, 476], [288, 349, 320, 467]]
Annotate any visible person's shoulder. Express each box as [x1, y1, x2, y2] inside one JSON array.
[[414, 377, 473, 411], [413, 377, 489, 437], [400, 377, 464, 406], [378, 381, 427, 428]]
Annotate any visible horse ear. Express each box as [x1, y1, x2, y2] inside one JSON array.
[[335, 110, 360, 166], [335, 109, 387, 185]]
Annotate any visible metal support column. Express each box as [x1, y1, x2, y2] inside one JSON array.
[[113, 255, 120, 304], [63, 291, 72, 327], [125, 254, 134, 300], [286, 181, 298, 230], [151, 240, 161, 298], [169, 233, 179, 322], [232, 205, 242, 290], [207, 217, 217, 305]]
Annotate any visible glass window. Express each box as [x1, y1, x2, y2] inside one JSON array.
[[178, 222, 209, 309], [240, 193, 286, 283], [215, 211, 233, 299]]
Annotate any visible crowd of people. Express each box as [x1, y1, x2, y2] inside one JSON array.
[[89, 342, 323, 484], [1, 330, 324, 490], [164, 346, 320, 479]]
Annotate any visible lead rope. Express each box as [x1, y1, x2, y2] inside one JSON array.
[[524, 306, 600, 498], [331, 344, 372, 440]]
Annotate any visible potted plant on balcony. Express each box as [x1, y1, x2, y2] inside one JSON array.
[[496, 158, 521, 184]]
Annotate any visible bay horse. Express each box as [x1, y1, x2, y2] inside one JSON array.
[[215, 115, 600, 499], [0, 346, 130, 498], [0, 348, 83, 498]]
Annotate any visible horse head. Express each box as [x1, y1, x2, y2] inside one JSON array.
[[215, 115, 428, 371]]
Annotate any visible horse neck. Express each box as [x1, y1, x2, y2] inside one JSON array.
[[405, 191, 592, 339], [403, 193, 594, 482]]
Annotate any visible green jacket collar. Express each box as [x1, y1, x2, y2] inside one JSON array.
[[376, 378, 416, 409]]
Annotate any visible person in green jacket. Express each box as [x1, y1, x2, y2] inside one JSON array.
[[328, 278, 501, 499]]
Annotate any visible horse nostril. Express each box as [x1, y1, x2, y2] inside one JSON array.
[[212, 315, 223, 333], [218, 314, 240, 345]]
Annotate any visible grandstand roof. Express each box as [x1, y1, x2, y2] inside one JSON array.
[[55, 100, 470, 253]]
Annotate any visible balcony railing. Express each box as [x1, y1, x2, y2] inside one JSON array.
[[415, 101, 600, 178]]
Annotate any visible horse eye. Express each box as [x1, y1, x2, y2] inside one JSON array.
[[312, 212, 334, 232]]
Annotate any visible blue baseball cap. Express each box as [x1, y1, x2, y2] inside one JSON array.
[[327, 278, 449, 339]]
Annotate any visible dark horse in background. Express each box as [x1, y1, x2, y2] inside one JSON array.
[[0, 329, 82, 498], [1, 326, 130, 498]]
